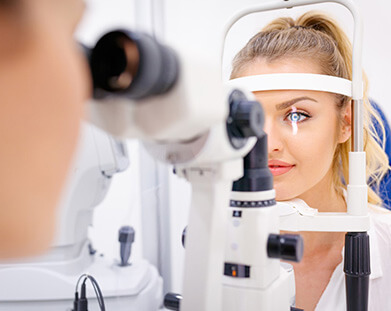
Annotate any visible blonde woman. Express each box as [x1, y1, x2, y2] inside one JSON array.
[[231, 11, 391, 310]]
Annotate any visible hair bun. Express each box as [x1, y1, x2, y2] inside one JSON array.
[[297, 11, 343, 46]]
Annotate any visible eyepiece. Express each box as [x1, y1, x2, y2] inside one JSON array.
[[89, 30, 179, 100]]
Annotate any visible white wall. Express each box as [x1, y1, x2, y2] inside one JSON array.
[[87, 140, 144, 263], [358, 0, 391, 111], [75, 0, 143, 263], [76, 0, 136, 45], [76, 0, 391, 297]]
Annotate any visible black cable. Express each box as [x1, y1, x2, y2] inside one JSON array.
[[73, 274, 106, 311], [73, 292, 79, 311], [77, 281, 88, 311], [90, 282, 104, 311], [88, 276, 106, 311], [75, 274, 89, 292], [73, 273, 88, 311], [85, 275, 105, 311]]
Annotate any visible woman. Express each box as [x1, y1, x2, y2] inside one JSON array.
[[230, 11, 391, 310], [0, 0, 89, 258]]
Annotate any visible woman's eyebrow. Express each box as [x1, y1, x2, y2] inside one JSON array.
[[275, 96, 318, 111]]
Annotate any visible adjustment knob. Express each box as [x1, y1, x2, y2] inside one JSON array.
[[228, 90, 264, 138], [232, 100, 263, 138], [164, 292, 182, 311], [267, 233, 303, 262], [227, 90, 264, 149], [344, 232, 370, 311], [118, 226, 135, 266]]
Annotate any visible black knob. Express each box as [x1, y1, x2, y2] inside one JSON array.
[[233, 101, 263, 138], [344, 232, 370, 311], [118, 226, 135, 266], [228, 90, 264, 138], [267, 233, 303, 262], [227, 90, 264, 149], [182, 226, 187, 248], [164, 292, 182, 311]]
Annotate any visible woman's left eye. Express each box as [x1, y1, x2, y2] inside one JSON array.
[[286, 111, 310, 123]]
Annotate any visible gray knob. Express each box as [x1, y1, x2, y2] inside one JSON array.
[[118, 226, 135, 266]]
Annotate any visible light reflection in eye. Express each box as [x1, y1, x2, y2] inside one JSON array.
[[291, 112, 300, 122], [290, 107, 298, 135]]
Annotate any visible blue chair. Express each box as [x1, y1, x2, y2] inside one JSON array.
[[370, 99, 391, 210]]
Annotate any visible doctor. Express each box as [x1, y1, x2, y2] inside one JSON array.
[[0, 0, 89, 258]]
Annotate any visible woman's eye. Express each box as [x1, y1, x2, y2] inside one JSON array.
[[286, 111, 310, 123]]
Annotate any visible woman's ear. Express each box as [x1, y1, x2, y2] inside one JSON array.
[[338, 100, 352, 143]]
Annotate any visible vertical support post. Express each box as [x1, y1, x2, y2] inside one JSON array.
[[180, 160, 242, 311]]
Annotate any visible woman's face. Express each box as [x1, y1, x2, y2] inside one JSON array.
[[240, 58, 351, 201]]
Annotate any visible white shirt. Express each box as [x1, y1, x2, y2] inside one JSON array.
[[316, 205, 391, 310]]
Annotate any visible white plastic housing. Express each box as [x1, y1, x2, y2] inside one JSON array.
[[223, 190, 296, 311], [48, 123, 128, 260], [0, 248, 162, 311], [224, 191, 279, 289], [223, 265, 295, 311]]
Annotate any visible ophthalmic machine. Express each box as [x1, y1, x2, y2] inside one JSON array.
[[0, 123, 162, 311], [86, 0, 370, 310]]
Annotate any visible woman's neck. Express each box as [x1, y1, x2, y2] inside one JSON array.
[[292, 169, 347, 255], [298, 170, 346, 213]]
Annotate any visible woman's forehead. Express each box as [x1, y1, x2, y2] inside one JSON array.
[[253, 89, 335, 107]]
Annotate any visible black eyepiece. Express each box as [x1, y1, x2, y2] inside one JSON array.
[[89, 30, 179, 100]]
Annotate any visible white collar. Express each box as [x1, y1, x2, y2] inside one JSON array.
[[364, 212, 382, 279]]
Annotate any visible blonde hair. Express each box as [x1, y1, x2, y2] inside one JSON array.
[[231, 11, 390, 205]]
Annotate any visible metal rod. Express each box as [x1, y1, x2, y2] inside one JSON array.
[[352, 99, 364, 152]]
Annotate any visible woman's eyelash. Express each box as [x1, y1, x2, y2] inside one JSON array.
[[285, 111, 311, 123]]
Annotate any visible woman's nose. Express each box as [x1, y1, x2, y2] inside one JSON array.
[[264, 118, 284, 154]]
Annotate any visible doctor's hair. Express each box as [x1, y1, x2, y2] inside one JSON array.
[[231, 11, 390, 206], [0, 0, 19, 7]]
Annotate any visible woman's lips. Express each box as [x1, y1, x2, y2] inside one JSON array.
[[268, 160, 295, 176]]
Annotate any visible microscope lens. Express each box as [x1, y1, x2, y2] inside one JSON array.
[[90, 30, 179, 100]]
